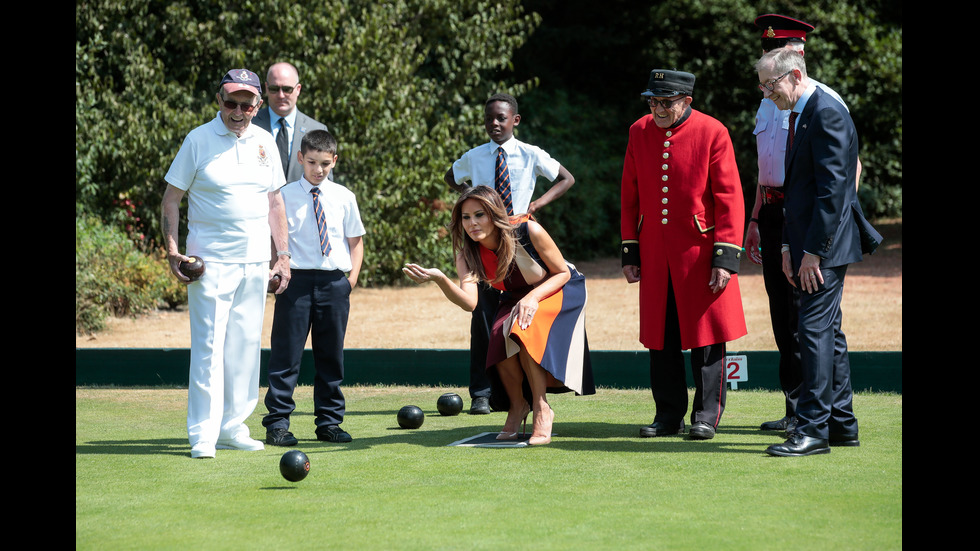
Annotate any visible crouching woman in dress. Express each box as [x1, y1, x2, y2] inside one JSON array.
[[403, 186, 594, 445]]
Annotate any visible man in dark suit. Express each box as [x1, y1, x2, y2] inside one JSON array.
[[754, 48, 882, 457], [253, 62, 329, 184]]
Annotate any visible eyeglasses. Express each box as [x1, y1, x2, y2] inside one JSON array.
[[267, 84, 297, 95], [759, 71, 792, 92], [646, 96, 685, 109], [221, 98, 258, 114]]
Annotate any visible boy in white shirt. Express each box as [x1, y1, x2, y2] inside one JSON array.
[[263, 130, 365, 445]]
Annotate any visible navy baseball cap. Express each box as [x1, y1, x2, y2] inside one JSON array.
[[219, 69, 262, 96]]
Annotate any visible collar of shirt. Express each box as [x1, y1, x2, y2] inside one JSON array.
[[489, 136, 519, 156], [298, 176, 325, 193], [792, 82, 817, 128], [270, 109, 298, 135], [210, 112, 258, 139]]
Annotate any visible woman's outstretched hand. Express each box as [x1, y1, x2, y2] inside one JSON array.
[[402, 263, 445, 285]]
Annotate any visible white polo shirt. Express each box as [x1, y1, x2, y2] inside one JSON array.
[[165, 114, 286, 262], [281, 177, 365, 273], [451, 137, 561, 214]]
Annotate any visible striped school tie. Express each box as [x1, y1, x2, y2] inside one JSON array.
[[311, 187, 331, 256], [494, 146, 514, 216]]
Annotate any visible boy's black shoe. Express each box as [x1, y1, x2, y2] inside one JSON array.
[[267, 428, 298, 447], [470, 396, 492, 415], [317, 425, 353, 443]]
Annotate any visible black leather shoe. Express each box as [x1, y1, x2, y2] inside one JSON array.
[[766, 433, 830, 457], [760, 416, 792, 431], [639, 419, 685, 437], [469, 396, 491, 415], [266, 427, 298, 447], [316, 425, 352, 443], [829, 432, 860, 447], [688, 421, 716, 440]]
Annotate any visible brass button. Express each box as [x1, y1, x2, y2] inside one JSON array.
[[664, 141, 671, 147], [662, 186, 668, 193], [661, 163, 669, 170]]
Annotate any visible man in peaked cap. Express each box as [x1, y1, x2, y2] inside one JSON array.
[[162, 68, 292, 459], [621, 69, 746, 441], [745, 14, 861, 435]]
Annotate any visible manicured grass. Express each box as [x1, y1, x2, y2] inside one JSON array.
[[76, 386, 902, 550]]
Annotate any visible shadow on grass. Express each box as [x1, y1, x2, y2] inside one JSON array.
[[76, 438, 189, 457], [283, 422, 790, 455], [75, 422, 792, 457]]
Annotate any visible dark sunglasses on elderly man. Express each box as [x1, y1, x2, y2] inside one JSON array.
[[646, 96, 685, 109], [221, 98, 258, 114]]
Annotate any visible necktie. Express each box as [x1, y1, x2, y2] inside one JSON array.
[[787, 111, 798, 152], [494, 146, 514, 216], [311, 187, 331, 256], [276, 118, 290, 177]]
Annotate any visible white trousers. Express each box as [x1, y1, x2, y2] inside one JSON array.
[[186, 261, 267, 448]]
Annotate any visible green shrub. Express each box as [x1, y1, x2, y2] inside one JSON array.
[[75, 213, 183, 334]]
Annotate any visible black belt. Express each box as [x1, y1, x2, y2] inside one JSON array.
[[760, 186, 784, 205]]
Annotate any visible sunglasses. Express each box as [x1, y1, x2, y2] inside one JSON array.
[[646, 96, 685, 109], [221, 98, 258, 114], [267, 84, 297, 94]]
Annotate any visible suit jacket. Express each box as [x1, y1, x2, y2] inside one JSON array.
[[254, 107, 329, 183], [783, 87, 881, 272]]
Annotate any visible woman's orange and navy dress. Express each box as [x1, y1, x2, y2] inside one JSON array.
[[479, 222, 595, 396]]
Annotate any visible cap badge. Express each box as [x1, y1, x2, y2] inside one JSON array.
[[765, 26, 776, 38]]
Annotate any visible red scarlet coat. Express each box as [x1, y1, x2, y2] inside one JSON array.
[[621, 109, 747, 350]]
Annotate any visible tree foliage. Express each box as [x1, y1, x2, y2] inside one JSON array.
[[509, 0, 901, 261], [77, 0, 901, 290], [76, 0, 539, 285]]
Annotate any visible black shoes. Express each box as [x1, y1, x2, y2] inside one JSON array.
[[760, 416, 794, 431], [766, 433, 830, 457], [269, 425, 354, 444], [639, 420, 685, 437], [470, 396, 492, 415], [688, 421, 716, 440], [829, 432, 860, 447], [266, 428, 298, 447], [317, 425, 353, 443]]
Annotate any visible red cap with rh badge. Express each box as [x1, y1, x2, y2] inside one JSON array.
[[218, 68, 262, 97]]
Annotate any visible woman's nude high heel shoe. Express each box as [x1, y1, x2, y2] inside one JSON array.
[[528, 406, 555, 446], [496, 402, 531, 441]]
